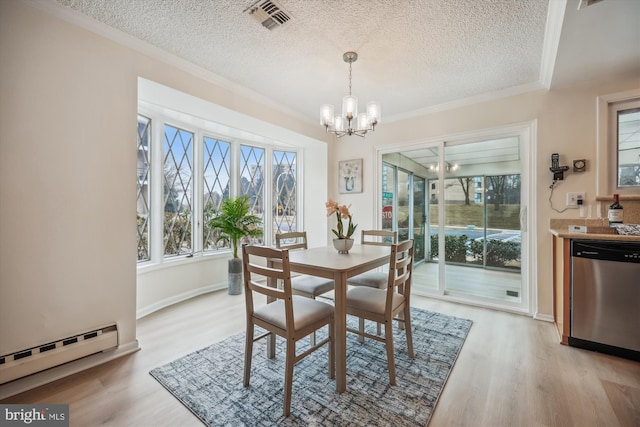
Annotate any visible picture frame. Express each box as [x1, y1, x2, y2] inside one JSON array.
[[338, 159, 363, 193]]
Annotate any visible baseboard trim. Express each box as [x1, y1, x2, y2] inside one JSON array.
[[136, 284, 226, 319], [533, 312, 554, 323]]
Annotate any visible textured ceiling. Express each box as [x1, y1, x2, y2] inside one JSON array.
[[51, 0, 639, 125]]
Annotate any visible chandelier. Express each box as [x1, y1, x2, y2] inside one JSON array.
[[320, 52, 381, 138]]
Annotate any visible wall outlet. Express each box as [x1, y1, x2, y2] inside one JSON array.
[[566, 192, 586, 207], [568, 225, 587, 233]]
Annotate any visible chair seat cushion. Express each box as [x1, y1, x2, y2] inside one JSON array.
[[346, 287, 405, 316], [291, 275, 334, 297], [254, 296, 334, 332], [347, 271, 388, 289]]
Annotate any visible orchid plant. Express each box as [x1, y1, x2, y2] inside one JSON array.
[[325, 199, 357, 239]]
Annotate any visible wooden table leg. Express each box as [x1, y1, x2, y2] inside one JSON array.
[[334, 271, 347, 393]]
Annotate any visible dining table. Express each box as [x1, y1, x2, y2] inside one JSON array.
[[267, 243, 391, 393]]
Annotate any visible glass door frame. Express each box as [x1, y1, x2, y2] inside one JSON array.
[[374, 121, 536, 315], [383, 164, 427, 265]]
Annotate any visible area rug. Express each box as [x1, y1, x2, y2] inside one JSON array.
[[150, 308, 472, 426]]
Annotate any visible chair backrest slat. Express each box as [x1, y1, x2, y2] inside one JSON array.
[[386, 240, 414, 308], [275, 231, 308, 250], [247, 279, 285, 300], [361, 229, 398, 246], [243, 244, 293, 304]]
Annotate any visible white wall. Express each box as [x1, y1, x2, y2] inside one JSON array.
[[0, 1, 138, 356], [0, 0, 327, 393], [330, 73, 640, 319]]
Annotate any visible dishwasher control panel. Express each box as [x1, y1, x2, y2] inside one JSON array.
[[572, 240, 640, 262]]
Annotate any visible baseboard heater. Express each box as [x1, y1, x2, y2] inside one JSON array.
[[0, 324, 118, 385]]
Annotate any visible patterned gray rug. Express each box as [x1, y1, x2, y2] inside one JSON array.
[[150, 308, 472, 426]]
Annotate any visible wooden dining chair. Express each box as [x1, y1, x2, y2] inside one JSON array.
[[275, 231, 335, 299], [276, 231, 335, 346], [347, 229, 398, 340], [348, 229, 398, 288], [345, 239, 414, 385], [242, 244, 335, 417]]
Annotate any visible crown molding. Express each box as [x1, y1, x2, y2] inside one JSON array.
[[384, 81, 547, 123], [539, 0, 567, 88]]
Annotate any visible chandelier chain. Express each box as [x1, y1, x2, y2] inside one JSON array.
[[348, 60, 352, 96]]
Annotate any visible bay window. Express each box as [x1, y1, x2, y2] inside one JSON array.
[[137, 109, 299, 265]]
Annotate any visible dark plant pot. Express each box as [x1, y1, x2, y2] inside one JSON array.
[[228, 258, 243, 295]]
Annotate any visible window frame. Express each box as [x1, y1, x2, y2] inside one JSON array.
[[161, 122, 195, 259], [136, 114, 152, 262], [137, 104, 301, 268], [202, 135, 232, 254], [612, 102, 640, 189], [596, 89, 640, 195]]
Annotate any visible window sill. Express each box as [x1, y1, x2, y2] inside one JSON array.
[[136, 250, 232, 274]]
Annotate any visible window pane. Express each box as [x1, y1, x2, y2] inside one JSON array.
[[240, 145, 264, 245], [397, 169, 410, 242], [137, 115, 151, 262], [617, 108, 640, 187], [273, 151, 297, 240], [382, 163, 394, 231], [485, 174, 521, 270], [203, 137, 231, 252], [163, 124, 193, 257], [413, 176, 425, 262]]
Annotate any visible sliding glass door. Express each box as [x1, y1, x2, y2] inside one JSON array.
[[413, 176, 426, 263], [380, 126, 530, 313], [382, 165, 427, 264]]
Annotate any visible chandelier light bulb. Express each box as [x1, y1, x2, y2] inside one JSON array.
[[342, 95, 358, 120], [366, 101, 381, 127], [319, 52, 381, 138], [320, 104, 335, 127], [356, 112, 368, 131]]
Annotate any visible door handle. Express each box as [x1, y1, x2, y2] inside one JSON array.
[[520, 206, 527, 232]]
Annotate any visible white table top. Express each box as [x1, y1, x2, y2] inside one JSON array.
[[286, 244, 391, 275]]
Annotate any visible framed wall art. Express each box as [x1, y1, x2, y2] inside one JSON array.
[[338, 159, 363, 193]]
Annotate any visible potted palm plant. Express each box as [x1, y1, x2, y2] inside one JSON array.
[[209, 195, 263, 294]]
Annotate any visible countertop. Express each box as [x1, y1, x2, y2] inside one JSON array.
[[549, 219, 640, 242]]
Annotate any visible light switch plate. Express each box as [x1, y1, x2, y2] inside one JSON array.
[[566, 192, 586, 207]]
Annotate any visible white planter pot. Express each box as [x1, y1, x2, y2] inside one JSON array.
[[332, 238, 354, 254]]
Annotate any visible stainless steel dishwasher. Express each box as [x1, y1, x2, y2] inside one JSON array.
[[570, 239, 640, 361]]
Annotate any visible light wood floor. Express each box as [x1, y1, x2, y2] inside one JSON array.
[[2, 291, 639, 426], [412, 262, 522, 301]]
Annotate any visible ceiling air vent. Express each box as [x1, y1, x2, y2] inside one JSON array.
[[245, 0, 292, 30], [577, 0, 605, 9]]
